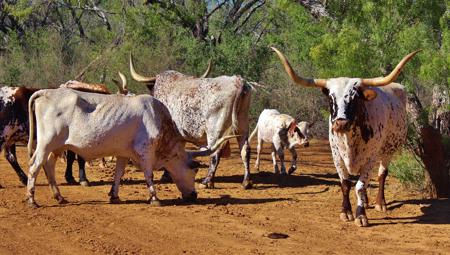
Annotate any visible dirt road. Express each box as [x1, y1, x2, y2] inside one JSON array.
[[0, 140, 448, 254]]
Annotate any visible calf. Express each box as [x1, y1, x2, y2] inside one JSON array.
[[272, 47, 419, 226], [250, 109, 312, 175], [26, 88, 233, 207]]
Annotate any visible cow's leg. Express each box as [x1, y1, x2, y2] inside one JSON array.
[[287, 147, 298, 175], [199, 149, 221, 189], [354, 170, 370, 227], [276, 147, 287, 175], [76, 154, 89, 187], [237, 135, 251, 189], [43, 152, 66, 204], [254, 138, 263, 172], [375, 161, 389, 212], [108, 157, 127, 204], [64, 150, 77, 185], [26, 150, 49, 208], [340, 178, 353, 221], [5, 144, 28, 185], [271, 145, 279, 174], [142, 166, 160, 206]]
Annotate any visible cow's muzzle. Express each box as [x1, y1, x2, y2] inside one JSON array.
[[332, 119, 351, 133], [182, 191, 197, 203]]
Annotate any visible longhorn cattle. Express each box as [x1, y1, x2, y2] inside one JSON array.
[[130, 56, 252, 189], [59, 75, 130, 184], [26, 88, 233, 207], [0, 76, 127, 188], [250, 109, 312, 175], [272, 47, 419, 227]]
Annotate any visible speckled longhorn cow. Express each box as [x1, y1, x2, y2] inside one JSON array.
[[26, 88, 234, 208], [250, 109, 312, 175], [0, 76, 126, 188], [130, 56, 253, 189], [272, 47, 419, 227]]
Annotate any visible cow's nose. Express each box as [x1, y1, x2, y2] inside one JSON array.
[[333, 118, 350, 132]]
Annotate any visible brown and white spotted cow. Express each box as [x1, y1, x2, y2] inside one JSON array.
[[272, 47, 419, 227], [26, 88, 235, 208], [0, 86, 39, 187], [250, 109, 312, 175], [130, 56, 253, 189]]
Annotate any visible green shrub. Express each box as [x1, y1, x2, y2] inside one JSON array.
[[390, 150, 425, 191]]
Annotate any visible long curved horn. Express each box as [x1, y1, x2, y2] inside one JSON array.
[[200, 59, 212, 78], [112, 78, 123, 94], [118, 71, 128, 93], [187, 135, 239, 158], [129, 53, 156, 83], [271, 47, 327, 88], [362, 50, 421, 86]]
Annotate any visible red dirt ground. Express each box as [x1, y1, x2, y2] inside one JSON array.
[[0, 140, 449, 254]]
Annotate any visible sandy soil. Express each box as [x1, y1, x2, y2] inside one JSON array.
[[0, 140, 449, 255]]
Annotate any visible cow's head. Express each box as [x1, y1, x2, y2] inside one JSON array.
[[0, 87, 35, 150], [287, 120, 309, 148], [271, 47, 419, 134], [297, 121, 314, 147]]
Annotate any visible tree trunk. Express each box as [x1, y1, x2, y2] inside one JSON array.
[[407, 93, 449, 198]]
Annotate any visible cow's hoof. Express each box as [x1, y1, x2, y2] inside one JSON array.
[[27, 200, 40, 209], [65, 178, 77, 185], [340, 211, 354, 222], [288, 167, 297, 175], [109, 197, 122, 204], [80, 180, 90, 187], [149, 199, 161, 207], [354, 215, 369, 227], [242, 180, 253, 190], [198, 182, 214, 189], [182, 191, 197, 203], [375, 203, 387, 212], [55, 195, 68, 204]]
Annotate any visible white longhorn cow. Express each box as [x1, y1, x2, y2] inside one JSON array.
[[26, 88, 233, 208], [129, 56, 253, 189]]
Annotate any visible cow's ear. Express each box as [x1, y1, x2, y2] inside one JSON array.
[[295, 127, 305, 139], [321, 88, 329, 96], [288, 121, 297, 136], [361, 87, 377, 101]]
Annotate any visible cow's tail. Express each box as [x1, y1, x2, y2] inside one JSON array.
[[230, 77, 250, 135], [27, 91, 42, 163], [248, 124, 258, 143]]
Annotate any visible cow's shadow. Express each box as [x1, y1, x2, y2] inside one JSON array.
[[206, 171, 340, 188], [47, 195, 289, 207], [369, 198, 450, 226]]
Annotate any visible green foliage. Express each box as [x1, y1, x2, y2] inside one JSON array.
[[0, 0, 447, 140], [390, 150, 425, 191]]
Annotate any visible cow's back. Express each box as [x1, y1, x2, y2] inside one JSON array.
[[373, 83, 407, 158], [257, 109, 294, 143], [32, 88, 176, 159], [154, 72, 245, 144]]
